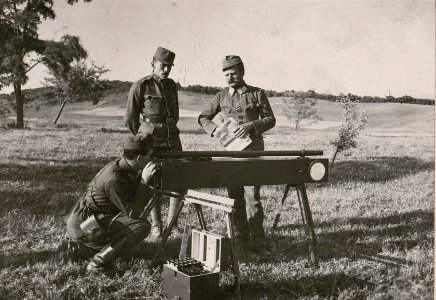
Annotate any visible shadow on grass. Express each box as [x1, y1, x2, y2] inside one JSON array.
[[272, 210, 433, 266], [0, 159, 113, 214], [228, 273, 375, 299], [128, 238, 183, 263], [0, 237, 180, 269], [330, 156, 434, 183], [0, 249, 58, 268]]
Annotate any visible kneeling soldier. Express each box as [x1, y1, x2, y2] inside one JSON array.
[[65, 134, 157, 273]]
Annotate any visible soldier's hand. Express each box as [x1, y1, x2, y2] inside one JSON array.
[[141, 162, 157, 185], [233, 122, 254, 138]]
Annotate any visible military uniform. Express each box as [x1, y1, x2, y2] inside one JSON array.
[[198, 79, 276, 247], [66, 158, 151, 253], [124, 47, 182, 237], [65, 134, 156, 272], [125, 73, 182, 150]]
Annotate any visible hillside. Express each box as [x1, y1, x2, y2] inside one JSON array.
[[2, 85, 434, 135]]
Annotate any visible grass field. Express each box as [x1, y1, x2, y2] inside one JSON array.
[[0, 91, 434, 299]]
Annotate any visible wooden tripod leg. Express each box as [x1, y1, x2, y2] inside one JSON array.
[[194, 203, 207, 231], [226, 212, 241, 300], [271, 184, 292, 233], [139, 194, 161, 219], [296, 184, 318, 266], [178, 203, 208, 258], [152, 200, 185, 266], [178, 203, 191, 258], [296, 187, 307, 229]]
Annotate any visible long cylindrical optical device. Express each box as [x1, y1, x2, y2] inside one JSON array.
[[153, 150, 323, 159]]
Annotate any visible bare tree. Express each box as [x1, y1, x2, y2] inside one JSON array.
[[44, 60, 109, 124]]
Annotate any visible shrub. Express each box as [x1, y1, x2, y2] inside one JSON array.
[[329, 93, 368, 175]]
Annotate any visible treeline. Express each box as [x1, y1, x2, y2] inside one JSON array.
[[176, 84, 434, 105], [1, 81, 433, 106], [263, 90, 434, 106], [175, 82, 223, 95]]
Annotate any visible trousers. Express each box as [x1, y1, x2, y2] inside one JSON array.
[[72, 214, 150, 257], [135, 130, 184, 228], [227, 137, 267, 247]]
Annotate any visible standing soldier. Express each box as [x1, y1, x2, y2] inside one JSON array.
[[198, 55, 276, 257], [125, 47, 182, 239]]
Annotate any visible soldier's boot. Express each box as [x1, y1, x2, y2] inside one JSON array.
[[86, 244, 116, 274], [149, 203, 163, 240], [164, 197, 183, 235]]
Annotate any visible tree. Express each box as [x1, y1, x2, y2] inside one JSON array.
[[44, 60, 109, 124], [329, 93, 368, 176], [0, 94, 13, 128], [282, 97, 320, 130], [398, 95, 414, 105], [0, 0, 89, 129], [385, 95, 396, 103], [306, 89, 316, 98]]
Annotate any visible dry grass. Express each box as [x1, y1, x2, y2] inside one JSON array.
[[0, 117, 433, 299]]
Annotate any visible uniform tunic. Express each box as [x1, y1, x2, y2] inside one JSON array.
[[198, 83, 276, 246], [198, 84, 275, 140], [124, 74, 181, 149]]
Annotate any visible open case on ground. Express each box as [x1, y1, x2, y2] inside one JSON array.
[[162, 230, 231, 300]]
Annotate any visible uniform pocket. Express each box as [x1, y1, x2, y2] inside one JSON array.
[[220, 105, 231, 114], [143, 95, 162, 115], [242, 97, 259, 119], [242, 97, 257, 111], [165, 95, 176, 112], [243, 102, 255, 110]]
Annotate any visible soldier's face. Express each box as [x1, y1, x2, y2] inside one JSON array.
[[136, 150, 154, 170], [224, 66, 244, 88], [153, 60, 172, 79]]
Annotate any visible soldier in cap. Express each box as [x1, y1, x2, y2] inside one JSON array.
[[65, 134, 158, 273], [198, 55, 276, 257], [124, 47, 183, 239]]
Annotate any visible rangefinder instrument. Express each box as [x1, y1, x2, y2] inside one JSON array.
[[152, 150, 328, 190], [150, 150, 329, 300]]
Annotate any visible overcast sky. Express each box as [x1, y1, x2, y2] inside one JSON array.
[[1, 0, 434, 98]]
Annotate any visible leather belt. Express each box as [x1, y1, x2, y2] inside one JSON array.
[[144, 115, 165, 123]]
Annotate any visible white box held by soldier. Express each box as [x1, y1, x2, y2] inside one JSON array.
[[212, 112, 252, 151]]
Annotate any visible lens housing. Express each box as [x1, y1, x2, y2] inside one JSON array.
[[309, 161, 326, 181]]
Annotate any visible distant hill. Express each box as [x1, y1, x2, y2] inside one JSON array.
[[0, 80, 132, 117], [2, 80, 434, 108], [1, 80, 434, 134]]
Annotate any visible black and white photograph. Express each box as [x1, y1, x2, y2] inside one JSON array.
[[0, 0, 434, 299]]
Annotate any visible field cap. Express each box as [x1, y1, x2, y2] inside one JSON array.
[[222, 55, 243, 71], [153, 47, 175, 66], [124, 134, 154, 154]]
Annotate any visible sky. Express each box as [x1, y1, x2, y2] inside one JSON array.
[[1, 0, 435, 98]]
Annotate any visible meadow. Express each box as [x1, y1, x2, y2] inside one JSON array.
[[0, 93, 434, 299]]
